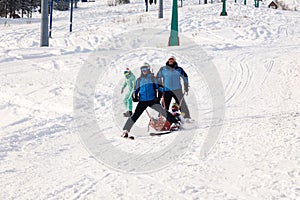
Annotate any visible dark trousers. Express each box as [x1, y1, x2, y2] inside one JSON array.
[[163, 89, 191, 118], [123, 100, 178, 132]]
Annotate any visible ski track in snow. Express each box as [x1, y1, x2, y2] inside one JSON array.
[[1, 0, 300, 199]]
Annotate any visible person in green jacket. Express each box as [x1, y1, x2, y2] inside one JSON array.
[[121, 68, 136, 117]]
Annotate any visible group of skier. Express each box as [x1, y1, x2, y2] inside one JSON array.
[[120, 56, 192, 138]]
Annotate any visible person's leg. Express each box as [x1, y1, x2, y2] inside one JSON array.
[[123, 96, 128, 111], [173, 89, 191, 119], [123, 92, 133, 116], [125, 92, 133, 112], [172, 89, 180, 105], [151, 102, 178, 124], [123, 101, 148, 132], [123, 93, 130, 116], [162, 91, 173, 111]]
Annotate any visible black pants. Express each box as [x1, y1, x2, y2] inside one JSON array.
[[163, 89, 191, 119], [123, 100, 178, 132]]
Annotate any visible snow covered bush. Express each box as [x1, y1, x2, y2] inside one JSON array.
[[107, 0, 130, 6], [277, 0, 299, 10]]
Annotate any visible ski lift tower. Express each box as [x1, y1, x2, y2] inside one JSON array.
[[220, 0, 228, 16], [41, 0, 49, 46], [169, 0, 179, 46], [254, 0, 261, 7]]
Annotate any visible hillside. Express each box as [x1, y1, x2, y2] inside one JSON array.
[[0, 0, 300, 199]]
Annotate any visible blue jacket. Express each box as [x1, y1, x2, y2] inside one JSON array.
[[134, 73, 163, 101], [156, 62, 189, 91]]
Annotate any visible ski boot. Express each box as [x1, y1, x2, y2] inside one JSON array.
[[170, 122, 181, 131], [123, 111, 132, 117], [121, 130, 129, 138]]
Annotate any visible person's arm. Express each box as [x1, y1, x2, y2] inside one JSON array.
[[128, 75, 136, 92], [179, 67, 188, 83], [156, 67, 164, 86], [153, 75, 164, 93], [121, 80, 127, 94], [134, 78, 140, 95], [179, 67, 189, 94], [131, 78, 140, 102]]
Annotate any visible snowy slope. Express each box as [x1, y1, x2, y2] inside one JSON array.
[[0, 0, 300, 199]]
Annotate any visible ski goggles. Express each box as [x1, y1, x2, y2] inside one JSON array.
[[172, 107, 179, 111], [124, 70, 130, 77], [141, 67, 149, 72], [171, 104, 179, 112]]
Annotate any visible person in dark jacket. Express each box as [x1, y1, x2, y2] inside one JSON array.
[[122, 63, 180, 138], [156, 56, 192, 122]]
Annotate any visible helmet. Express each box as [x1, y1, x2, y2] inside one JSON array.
[[124, 67, 131, 77], [140, 62, 150, 72], [171, 103, 179, 112]]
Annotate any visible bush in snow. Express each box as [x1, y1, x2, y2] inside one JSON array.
[[276, 0, 299, 11], [107, 0, 130, 6]]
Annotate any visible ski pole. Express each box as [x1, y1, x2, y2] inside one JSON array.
[[179, 91, 186, 109], [145, 109, 153, 119], [161, 95, 166, 110]]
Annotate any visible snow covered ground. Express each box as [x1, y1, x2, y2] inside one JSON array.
[[0, 0, 300, 199]]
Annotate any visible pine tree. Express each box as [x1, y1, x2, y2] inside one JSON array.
[[0, 0, 8, 18], [54, 0, 70, 11], [21, 0, 32, 18], [0, 0, 40, 18], [7, 0, 21, 18]]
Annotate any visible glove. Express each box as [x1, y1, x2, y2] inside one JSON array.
[[157, 91, 163, 99], [184, 83, 189, 95], [121, 88, 124, 94], [154, 97, 161, 104], [132, 93, 139, 102], [154, 91, 163, 104]]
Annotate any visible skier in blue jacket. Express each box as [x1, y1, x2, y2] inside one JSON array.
[[156, 56, 191, 121], [121, 63, 179, 138]]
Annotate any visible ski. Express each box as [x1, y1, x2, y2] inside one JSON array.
[[128, 136, 135, 140], [121, 136, 135, 140], [149, 131, 172, 136], [121, 132, 135, 140], [123, 135, 135, 140]]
